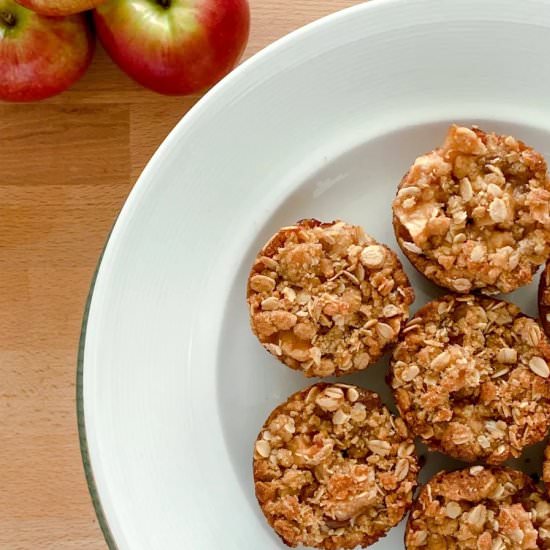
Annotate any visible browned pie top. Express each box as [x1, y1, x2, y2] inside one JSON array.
[[393, 125, 550, 294], [539, 261, 550, 338], [253, 383, 419, 549], [390, 294, 550, 464], [406, 466, 550, 549], [544, 443, 550, 501], [247, 219, 414, 377]]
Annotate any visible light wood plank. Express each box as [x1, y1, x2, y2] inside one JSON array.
[[0, 2, 361, 548]]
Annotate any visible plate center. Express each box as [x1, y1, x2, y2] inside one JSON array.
[[216, 118, 550, 546]]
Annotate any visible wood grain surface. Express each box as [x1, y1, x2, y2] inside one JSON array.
[[0, 1, 361, 548]]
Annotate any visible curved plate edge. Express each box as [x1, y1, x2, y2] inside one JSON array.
[[77, 239, 118, 550], [75, 2, 381, 546]]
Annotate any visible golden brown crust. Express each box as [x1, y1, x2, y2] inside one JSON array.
[[247, 220, 414, 377], [539, 261, 550, 339], [389, 294, 550, 464], [253, 383, 419, 549], [542, 443, 550, 502], [405, 466, 550, 549], [544, 442, 550, 500], [393, 125, 550, 295]]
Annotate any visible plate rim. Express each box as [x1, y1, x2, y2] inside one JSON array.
[[76, 2, 382, 547], [78, 247, 119, 549], [76, 0, 550, 547]]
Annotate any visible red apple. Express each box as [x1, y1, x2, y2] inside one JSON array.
[[15, 0, 106, 18], [0, 0, 94, 102], [94, 0, 249, 96]]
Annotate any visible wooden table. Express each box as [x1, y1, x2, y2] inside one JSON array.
[[0, 1, 361, 548]]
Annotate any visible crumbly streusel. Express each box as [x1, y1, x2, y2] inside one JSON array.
[[393, 125, 550, 294], [405, 466, 550, 549], [247, 219, 414, 377], [539, 261, 550, 338], [544, 443, 550, 500], [253, 383, 419, 549], [390, 294, 550, 464]]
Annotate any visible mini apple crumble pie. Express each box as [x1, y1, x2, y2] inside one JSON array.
[[390, 294, 550, 464], [247, 219, 414, 377], [393, 125, 550, 294], [406, 466, 550, 549], [253, 383, 419, 549]]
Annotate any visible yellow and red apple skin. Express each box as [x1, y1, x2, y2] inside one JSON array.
[[0, 0, 94, 102], [94, 0, 250, 96]]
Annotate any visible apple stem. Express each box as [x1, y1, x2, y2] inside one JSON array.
[[157, 0, 170, 8], [0, 10, 16, 27]]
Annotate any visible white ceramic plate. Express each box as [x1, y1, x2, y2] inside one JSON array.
[[79, 0, 550, 548]]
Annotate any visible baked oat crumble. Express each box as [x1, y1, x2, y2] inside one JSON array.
[[406, 466, 550, 549], [390, 294, 550, 464], [544, 443, 550, 501], [393, 125, 550, 294], [247, 219, 414, 377], [253, 383, 419, 549], [539, 261, 550, 339]]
